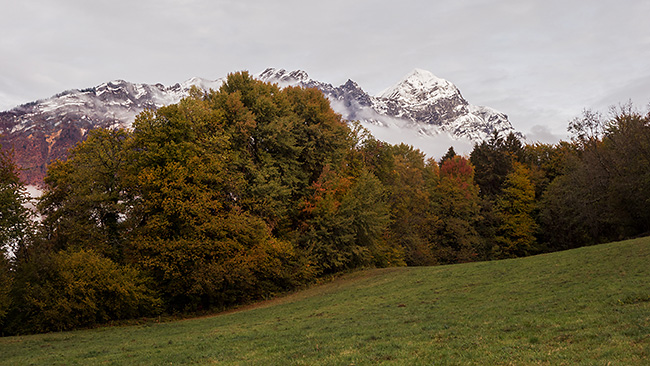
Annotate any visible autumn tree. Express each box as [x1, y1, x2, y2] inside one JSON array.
[[5, 247, 161, 334], [491, 163, 538, 258], [39, 129, 131, 260], [119, 73, 355, 310], [373, 144, 437, 265], [519, 141, 573, 199], [299, 166, 390, 274], [430, 156, 483, 263], [122, 82, 314, 310]]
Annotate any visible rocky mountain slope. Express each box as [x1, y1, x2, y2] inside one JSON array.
[[0, 69, 519, 185], [257, 68, 516, 142], [0, 78, 222, 184]]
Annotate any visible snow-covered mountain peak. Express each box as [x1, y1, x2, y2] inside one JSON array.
[[379, 68, 459, 103], [342, 79, 362, 90], [97, 79, 129, 88], [406, 68, 447, 85], [95, 79, 130, 94], [258, 68, 310, 87], [180, 77, 224, 92]]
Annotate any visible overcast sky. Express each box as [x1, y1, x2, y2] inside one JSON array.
[[2, 0, 649, 143]]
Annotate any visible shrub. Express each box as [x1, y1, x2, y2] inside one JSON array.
[[6, 248, 161, 334]]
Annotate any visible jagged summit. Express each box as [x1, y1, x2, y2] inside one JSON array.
[[179, 77, 223, 92], [378, 68, 458, 102], [1, 68, 521, 184], [256, 67, 516, 142], [258, 68, 310, 86]]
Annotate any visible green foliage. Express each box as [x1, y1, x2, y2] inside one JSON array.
[[492, 163, 538, 258], [6, 246, 160, 334], [0, 146, 33, 326], [39, 129, 131, 259], [538, 105, 650, 249], [431, 156, 483, 263], [0, 147, 33, 254], [300, 167, 390, 274], [0, 251, 10, 325], [470, 132, 514, 198], [366, 143, 485, 266], [377, 144, 436, 266], [125, 102, 231, 241], [603, 106, 650, 233], [202, 73, 353, 235], [128, 211, 311, 311], [519, 141, 573, 199]]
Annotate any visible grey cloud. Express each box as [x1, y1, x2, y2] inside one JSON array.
[[526, 125, 566, 144], [1, 0, 649, 148]]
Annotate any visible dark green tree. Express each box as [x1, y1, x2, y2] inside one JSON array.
[[39, 129, 131, 260], [520, 141, 573, 199], [0, 146, 33, 325], [470, 131, 523, 198], [431, 156, 483, 263], [6, 246, 161, 334], [492, 163, 538, 258], [539, 104, 650, 249], [439, 146, 457, 165], [0, 146, 33, 253], [300, 166, 390, 274]]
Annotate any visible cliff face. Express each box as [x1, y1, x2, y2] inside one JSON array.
[[0, 110, 88, 185], [0, 78, 222, 185]]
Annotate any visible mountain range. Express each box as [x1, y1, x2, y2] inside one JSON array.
[[0, 68, 520, 185]]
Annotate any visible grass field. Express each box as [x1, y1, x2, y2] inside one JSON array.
[[1, 237, 649, 365]]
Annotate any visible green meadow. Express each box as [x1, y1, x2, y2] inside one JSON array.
[[1, 237, 648, 365]]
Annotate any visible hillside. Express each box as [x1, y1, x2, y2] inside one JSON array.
[[1, 237, 648, 365]]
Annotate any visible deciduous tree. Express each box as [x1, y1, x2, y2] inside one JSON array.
[[0, 146, 33, 325], [39, 129, 131, 260], [492, 163, 538, 258], [431, 156, 482, 263]]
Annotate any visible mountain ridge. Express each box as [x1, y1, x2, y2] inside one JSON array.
[[257, 68, 518, 142], [0, 68, 520, 185]]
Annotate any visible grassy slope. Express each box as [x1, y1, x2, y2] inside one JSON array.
[[1, 237, 649, 365]]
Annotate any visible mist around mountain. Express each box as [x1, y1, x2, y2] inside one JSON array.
[[258, 68, 520, 157]]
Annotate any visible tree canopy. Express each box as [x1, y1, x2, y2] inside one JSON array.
[[2, 73, 649, 334]]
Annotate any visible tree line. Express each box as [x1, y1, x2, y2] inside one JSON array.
[[1, 72, 648, 334]]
